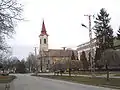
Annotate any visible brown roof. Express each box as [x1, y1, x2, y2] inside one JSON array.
[[77, 38, 96, 47], [39, 49, 78, 57]]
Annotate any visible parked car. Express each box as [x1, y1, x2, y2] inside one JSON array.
[[0, 71, 9, 76]]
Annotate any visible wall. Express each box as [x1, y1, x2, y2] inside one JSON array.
[[77, 39, 96, 61], [39, 35, 48, 51]]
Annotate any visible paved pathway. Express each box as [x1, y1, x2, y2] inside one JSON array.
[[7, 74, 118, 90]]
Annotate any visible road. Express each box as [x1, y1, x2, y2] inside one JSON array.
[[9, 74, 116, 90]]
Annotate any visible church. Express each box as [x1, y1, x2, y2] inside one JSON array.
[[37, 20, 78, 72]]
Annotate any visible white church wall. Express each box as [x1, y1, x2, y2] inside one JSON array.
[[40, 35, 48, 51]]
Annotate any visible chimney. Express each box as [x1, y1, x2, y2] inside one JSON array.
[[62, 47, 66, 50]]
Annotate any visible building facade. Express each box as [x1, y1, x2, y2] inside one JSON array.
[[77, 38, 120, 61], [38, 20, 78, 72], [77, 38, 97, 61]]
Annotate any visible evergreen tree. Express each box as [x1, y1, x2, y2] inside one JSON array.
[[94, 48, 103, 69], [71, 51, 76, 60], [117, 27, 120, 40], [80, 51, 88, 70], [94, 8, 114, 51], [94, 8, 114, 80]]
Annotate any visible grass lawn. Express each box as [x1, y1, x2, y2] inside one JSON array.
[[114, 74, 120, 76], [37, 75, 120, 89], [64, 71, 107, 76], [0, 75, 16, 83]]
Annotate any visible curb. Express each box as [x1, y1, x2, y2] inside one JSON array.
[[101, 85, 120, 90]]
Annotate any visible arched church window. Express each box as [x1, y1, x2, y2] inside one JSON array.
[[44, 39, 46, 44]]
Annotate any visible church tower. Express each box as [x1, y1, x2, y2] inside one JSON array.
[[39, 20, 48, 52]]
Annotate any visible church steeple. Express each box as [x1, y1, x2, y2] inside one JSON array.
[[39, 20, 48, 51], [40, 20, 48, 36]]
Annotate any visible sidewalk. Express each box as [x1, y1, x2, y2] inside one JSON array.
[[67, 73, 120, 79]]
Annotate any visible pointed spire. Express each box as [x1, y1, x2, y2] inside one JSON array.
[[40, 20, 48, 36], [41, 20, 46, 32]]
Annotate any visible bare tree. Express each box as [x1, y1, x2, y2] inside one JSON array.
[[0, 0, 23, 54], [26, 53, 36, 72]]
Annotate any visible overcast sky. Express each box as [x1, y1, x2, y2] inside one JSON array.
[[7, 0, 120, 60]]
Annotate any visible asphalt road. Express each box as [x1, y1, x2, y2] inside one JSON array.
[[0, 84, 5, 90], [9, 74, 116, 90]]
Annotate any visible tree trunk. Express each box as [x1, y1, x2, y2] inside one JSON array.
[[2, 68, 4, 73], [35, 66, 38, 76], [41, 59, 43, 72], [69, 68, 71, 76], [106, 64, 109, 81]]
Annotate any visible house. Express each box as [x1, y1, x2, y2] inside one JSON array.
[[77, 37, 120, 70], [77, 38, 96, 61], [77, 38, 120, 61]]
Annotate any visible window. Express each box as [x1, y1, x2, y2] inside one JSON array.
[[48, 60, 50, 64], [46, 64, 49, 70], [44, 39, 46, 44], [40, 39, 41, 44]]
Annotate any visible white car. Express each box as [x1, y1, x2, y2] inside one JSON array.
[[0, 70, 9, 76]]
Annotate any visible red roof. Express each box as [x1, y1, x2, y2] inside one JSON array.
[[40, 20, 48, 36]]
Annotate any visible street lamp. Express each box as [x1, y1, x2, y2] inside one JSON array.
[[81, 24, 88, 29], [81, 15, 95, 76]]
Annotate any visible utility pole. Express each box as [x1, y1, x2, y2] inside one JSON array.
[[34, 47, 38, 75], [65, 47, 71, 76], [61, 47, 66, 62], [40, 50, 43, 72], [84, 15, 95, 76]]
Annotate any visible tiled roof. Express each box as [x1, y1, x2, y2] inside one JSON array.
[[39, 49, 78, 57]]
